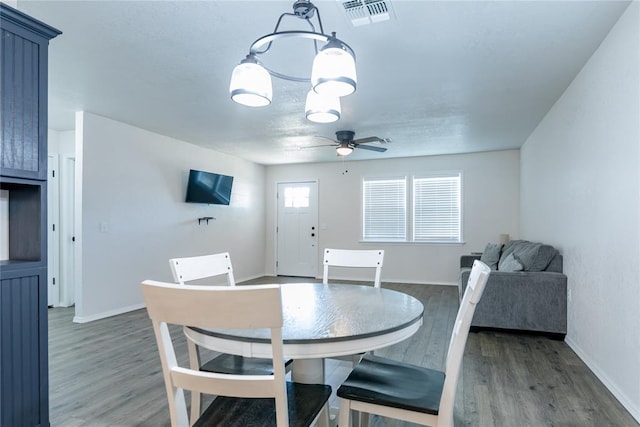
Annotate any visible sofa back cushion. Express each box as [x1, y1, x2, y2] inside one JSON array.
[[480, 243, 502, 270], [546, 253, 563, 273], [498, 240, 559, 272], [498, 253, 523, 272]]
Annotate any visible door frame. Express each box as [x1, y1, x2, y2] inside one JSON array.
[[274, 180, 319, 278], [47, 154, 60, 307], [59, 155, 76, 307]]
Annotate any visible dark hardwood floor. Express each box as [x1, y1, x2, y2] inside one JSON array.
[[48, 278, 638, 426]]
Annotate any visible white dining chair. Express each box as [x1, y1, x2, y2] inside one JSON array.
[[322, 248, 384, 288], [169, 252, 235, 287], [323, 248, 385, 369], [169, 252, 291, 422], [336, 260, 491, 427], [142, 280, 331, 427]]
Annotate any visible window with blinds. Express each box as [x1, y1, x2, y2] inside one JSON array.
[[362, 173, 462, 243], [362, 177, 406, 241], [413, 174, 461, 242]]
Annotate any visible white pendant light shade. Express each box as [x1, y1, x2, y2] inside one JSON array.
[[336, 145, 354, 156], [229, 58, 272, 107], [312, 44, 357, 98], [305, 90, 341, 123]]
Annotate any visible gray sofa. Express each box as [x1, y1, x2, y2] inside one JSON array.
[[459, 240, 567, 339]]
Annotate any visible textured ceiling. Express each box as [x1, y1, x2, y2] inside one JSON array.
[[17, 0, 631, 165]]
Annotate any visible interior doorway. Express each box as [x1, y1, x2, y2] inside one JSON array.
[[47, 150, 76, 308]]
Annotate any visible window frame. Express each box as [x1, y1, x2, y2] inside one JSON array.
[[411, 172, 463, 243], [361, 171, 463, 244], [361, 175, 408, 242]]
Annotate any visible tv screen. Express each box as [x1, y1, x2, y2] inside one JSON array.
[[185, 169, 233, 205]]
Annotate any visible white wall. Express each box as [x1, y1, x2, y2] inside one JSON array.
[[520, 2, 639, 421], [75, 112, 266, 322], [265, 150, 520, 285]]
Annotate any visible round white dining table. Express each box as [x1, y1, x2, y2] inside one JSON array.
[[185, 282, 424, 384]]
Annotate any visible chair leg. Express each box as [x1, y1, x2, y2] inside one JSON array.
[[349, 356, 362, 427], [316, 404, 330, 427], [339, 398, 351, 427], [187, 340, 201, 425], [351, 354, 361, 366]]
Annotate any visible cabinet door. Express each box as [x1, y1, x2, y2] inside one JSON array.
[[0, 19, 49, 181], [0, 267, 49, 427]]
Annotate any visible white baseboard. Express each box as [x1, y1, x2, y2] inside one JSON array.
[[565, 336, 640, 423], [310, 275, 457, 287], [386, 280, 457, 286], [73, 303, 145, 323], [236, 273, 267, 283]]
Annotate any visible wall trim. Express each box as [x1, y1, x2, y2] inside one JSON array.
[[236, 273, 267, 284], [312, 275, 457, 287], [73, 303, 145, 324], [565, 336, 640, 423]]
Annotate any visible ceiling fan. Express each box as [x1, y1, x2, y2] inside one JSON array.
[[308, 130, 390, 156]]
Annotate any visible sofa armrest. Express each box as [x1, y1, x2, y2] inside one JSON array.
[[460, 254, 481, 268]]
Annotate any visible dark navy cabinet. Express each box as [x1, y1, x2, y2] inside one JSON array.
[[1, 4, 60, 180], [0, 4, 60, 426]]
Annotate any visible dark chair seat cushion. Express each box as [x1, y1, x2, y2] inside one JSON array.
[[194, 382, 332, 427], [201, 354, 292, 375], [337, 354, 445, 415]]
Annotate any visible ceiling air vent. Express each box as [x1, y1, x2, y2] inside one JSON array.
[[339, 0, 395, 27]]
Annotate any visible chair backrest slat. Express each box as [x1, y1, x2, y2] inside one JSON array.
[[169, 252, 235, 286], [322, 248, 385, 287], [141, 280, 289, 427], [143, 280, 281, 329]]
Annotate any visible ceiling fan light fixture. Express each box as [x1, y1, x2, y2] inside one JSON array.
[[336, 144, 354, 156], [311, 35, 357, 97], [229, 55, 272, 107], [305, 90, 341, 123]]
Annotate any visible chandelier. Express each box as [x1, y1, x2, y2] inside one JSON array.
[[229, 1, 357, 123]]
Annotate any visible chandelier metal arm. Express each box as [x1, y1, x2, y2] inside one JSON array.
[[246, 1, 354, 82], [255, 11, 319, 55], [249, 31, 356, 82], [262, 66, 310, 83], [255, 1, 324, 55]]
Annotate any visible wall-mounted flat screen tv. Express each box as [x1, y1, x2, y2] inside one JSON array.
[[185, 169, 233, 205]]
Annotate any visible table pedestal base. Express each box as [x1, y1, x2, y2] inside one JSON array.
[[291, 358, 325, 384]]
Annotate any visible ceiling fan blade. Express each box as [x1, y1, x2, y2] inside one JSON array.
[[296, 143, 338, 150], [314, 135, 339, 143], [353, 143, 387, 152], [353, 136, 384, 144]]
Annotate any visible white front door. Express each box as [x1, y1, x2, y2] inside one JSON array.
[[276, 181, 318, 277]]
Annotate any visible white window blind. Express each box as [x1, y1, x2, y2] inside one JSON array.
[[362, 177, 406, 241], [413, 174, 461, 242]]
